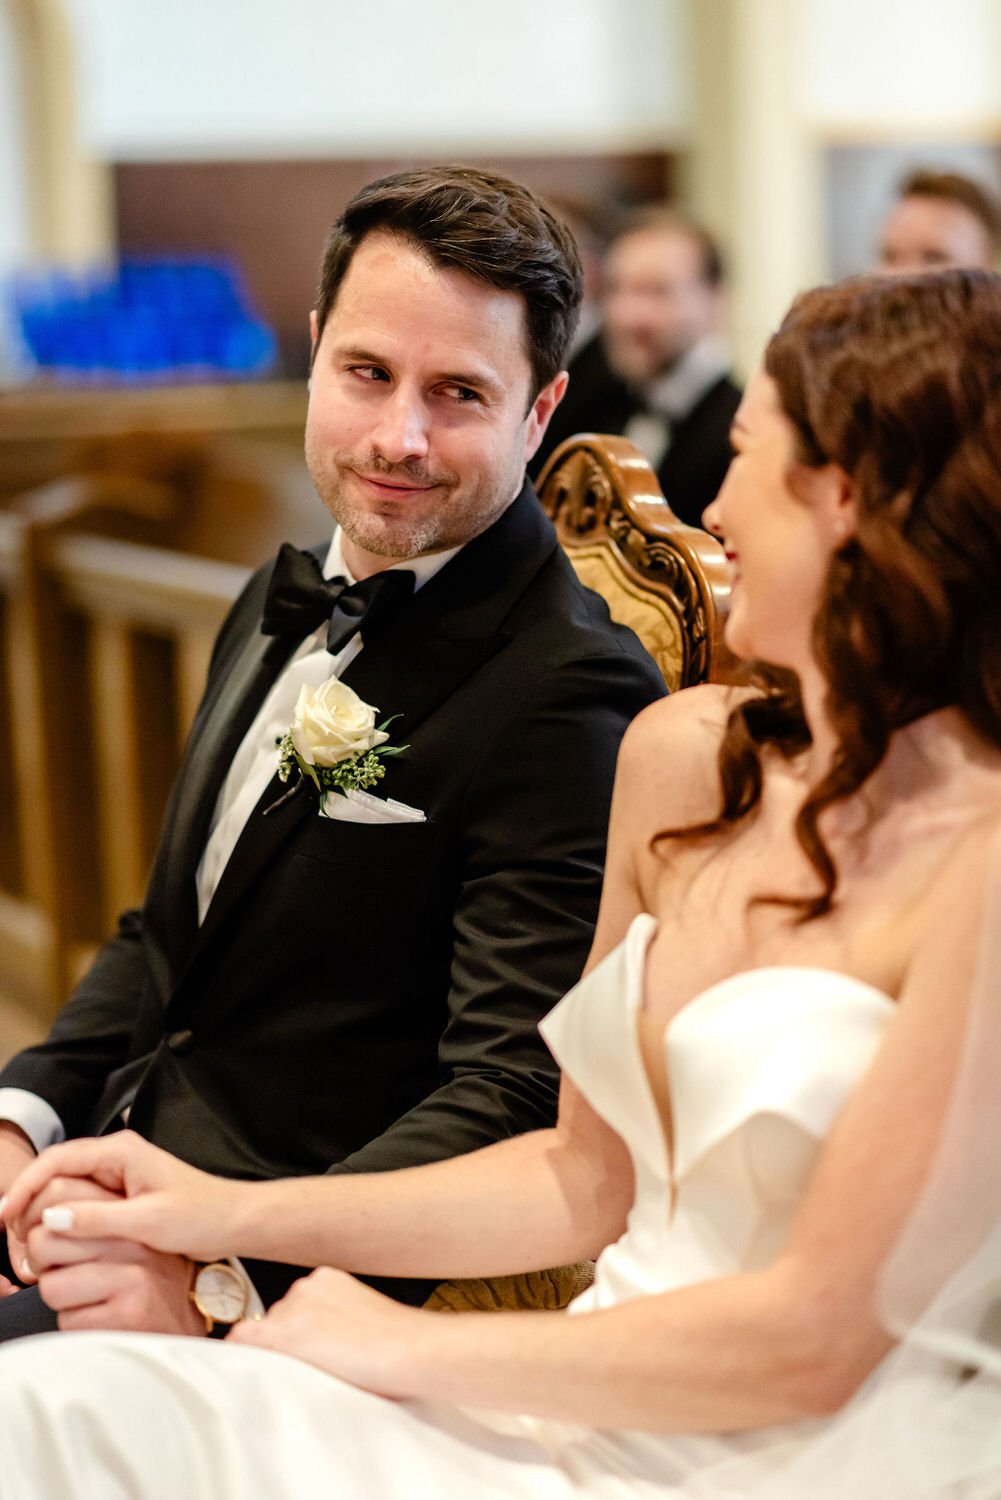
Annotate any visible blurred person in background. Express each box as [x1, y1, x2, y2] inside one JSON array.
[[531, 206, 741, 530], [877, 168, 1001, 273]]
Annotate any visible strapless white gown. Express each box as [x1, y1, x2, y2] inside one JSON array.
[[0, 916, 936, 1499]]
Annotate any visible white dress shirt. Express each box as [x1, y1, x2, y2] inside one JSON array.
[[0, 531, 459, 1152], [623, 335, 732, 470]]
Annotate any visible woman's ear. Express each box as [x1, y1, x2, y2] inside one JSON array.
[[794, 459, 857, 546], [833, 467, 858, 544]]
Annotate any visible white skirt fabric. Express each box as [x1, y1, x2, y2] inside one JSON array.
[[0, 1329, 705, 1500]]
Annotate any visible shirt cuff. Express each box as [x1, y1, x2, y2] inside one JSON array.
[[230, 1258, 265, 1320], [0, 1089, 66, 1156]]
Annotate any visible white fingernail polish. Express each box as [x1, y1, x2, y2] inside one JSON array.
[[42, 1206, 75, 1232]]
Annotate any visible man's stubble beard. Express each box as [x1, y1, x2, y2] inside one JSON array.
[[608, 333, 686, 387], [308, 447, 525, 560]]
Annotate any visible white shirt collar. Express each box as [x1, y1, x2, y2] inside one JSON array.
[[640, 336, 732, 423], [321, 530, 462, 591]]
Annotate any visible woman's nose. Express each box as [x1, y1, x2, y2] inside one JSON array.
[[702, 495, 723, 536]]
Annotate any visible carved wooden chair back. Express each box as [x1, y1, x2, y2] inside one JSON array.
[[536, 433, 736, 688]]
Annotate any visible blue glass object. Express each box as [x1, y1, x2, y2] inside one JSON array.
[[6, 256, 278, 385]]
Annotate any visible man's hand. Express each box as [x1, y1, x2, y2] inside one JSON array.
[[230, 1267, 425, 1397], [0, 1121, 39, 1281], [24, 1216, 206, 1335], [3, 1131, 245, 1264]]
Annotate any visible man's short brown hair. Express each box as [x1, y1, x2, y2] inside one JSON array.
[[313, 166, 583, 398], [898, 169, 1001, 259], [610, 206, 726, 290]]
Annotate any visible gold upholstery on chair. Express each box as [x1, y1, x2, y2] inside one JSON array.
[[537, 432, 736, 688], [568, 545, 684, 686], [424, 1262, 595, 1314]]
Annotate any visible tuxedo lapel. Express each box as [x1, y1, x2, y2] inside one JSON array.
[[145, 551, 331, 982], [144, 629, 297, 983]]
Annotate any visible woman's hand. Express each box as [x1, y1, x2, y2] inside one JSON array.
[[230, 1267, 430, 1399], [1, 1132, 246, 1264]]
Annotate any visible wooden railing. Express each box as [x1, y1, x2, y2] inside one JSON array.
[[0, 472, 248, 1014], [45, 534, 248, 937], [0, 381, 308, 504], [0, 410, 317, 1021]]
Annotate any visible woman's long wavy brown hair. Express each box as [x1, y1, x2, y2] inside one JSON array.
[[656, 270, 1001, 919]]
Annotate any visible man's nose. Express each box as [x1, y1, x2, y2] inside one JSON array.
[[370, 386, 431, 463]]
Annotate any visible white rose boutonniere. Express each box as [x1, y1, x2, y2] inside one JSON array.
[[273, 677, 408, 813]]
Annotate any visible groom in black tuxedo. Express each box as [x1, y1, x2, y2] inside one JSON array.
[[0, 167, 663, 1337]]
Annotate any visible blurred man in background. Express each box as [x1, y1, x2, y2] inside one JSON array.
[[531, 207, 740, 530], [877, 169, 1001, 273]]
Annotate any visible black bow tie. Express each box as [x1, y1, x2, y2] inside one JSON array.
[[261, 543, 415, 655]]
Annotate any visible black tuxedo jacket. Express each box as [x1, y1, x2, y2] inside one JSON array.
[[1, 484, 663, 1303], [531, 333, 742, 529]]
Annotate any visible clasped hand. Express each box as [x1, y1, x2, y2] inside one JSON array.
[[2, 1132, 236, 1335], [2, 1133, 433, 1393]]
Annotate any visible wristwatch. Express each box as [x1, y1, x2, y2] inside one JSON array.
[[189, 1260, 251, 1338]]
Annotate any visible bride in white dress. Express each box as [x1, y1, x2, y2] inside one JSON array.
[[2, 269, 1001, 1498]]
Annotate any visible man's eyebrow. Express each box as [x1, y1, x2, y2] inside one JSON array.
[[332, 343, 390, 365], [437, 367, 505, 396], [331, 342, 505, 396]]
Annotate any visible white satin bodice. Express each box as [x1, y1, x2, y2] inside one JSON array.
[[540, 914, 895, 1314]]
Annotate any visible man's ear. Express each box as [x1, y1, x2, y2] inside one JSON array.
[[524, 371, 569, 463]]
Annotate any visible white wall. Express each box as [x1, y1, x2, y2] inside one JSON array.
[[62, 0, 691, 160], [801, 0, 1001, 127]]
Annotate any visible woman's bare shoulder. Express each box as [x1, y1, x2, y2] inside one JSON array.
[[616, 682, 759, 825], [619, 682, 757, 769]]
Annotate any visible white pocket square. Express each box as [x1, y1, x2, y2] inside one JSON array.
[[321, 788, 427, 824]]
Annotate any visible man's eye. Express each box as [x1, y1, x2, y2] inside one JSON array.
[[440, 384, 480, 403], [351, 366, 390, 382]]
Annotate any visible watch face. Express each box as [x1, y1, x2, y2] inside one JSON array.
[[194, 1263, 248, 1323]]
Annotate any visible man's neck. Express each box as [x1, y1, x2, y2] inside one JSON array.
[[639, 335, 730, 421]]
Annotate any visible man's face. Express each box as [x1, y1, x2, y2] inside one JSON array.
[[601, 227, 719, 385], [305, 232, 565, 578], [877, 195, 995, 273]]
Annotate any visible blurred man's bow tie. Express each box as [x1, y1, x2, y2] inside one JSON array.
[[261, 543, 415, 655]]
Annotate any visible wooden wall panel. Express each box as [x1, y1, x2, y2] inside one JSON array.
[[114, 153, 675, 375]]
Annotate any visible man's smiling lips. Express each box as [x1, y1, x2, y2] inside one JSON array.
[[352, 471, 438, 500]]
